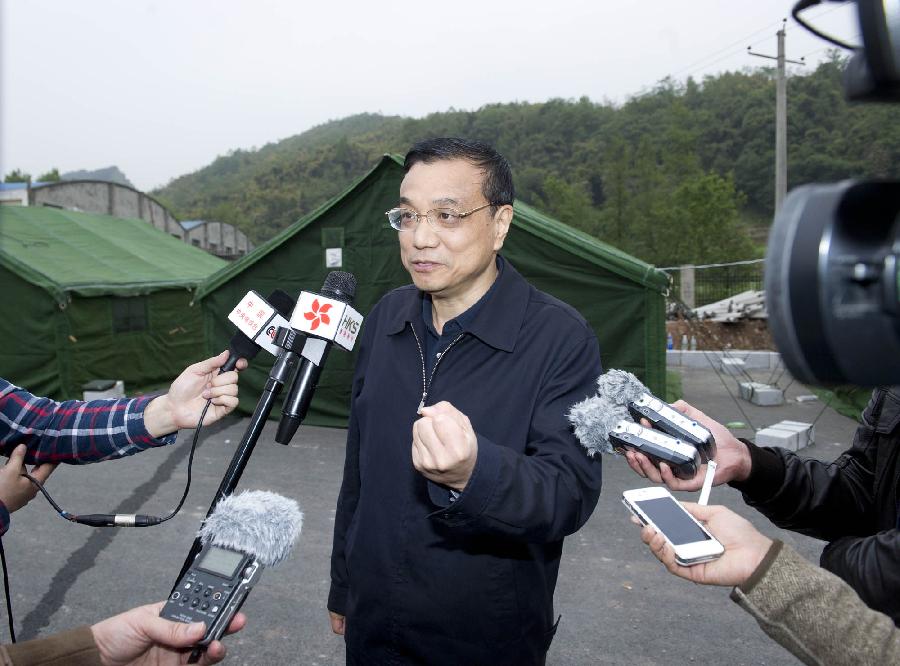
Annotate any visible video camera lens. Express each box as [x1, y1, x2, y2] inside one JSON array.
[[765, 179, 900, 386]]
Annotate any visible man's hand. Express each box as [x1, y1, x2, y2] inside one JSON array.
[[143, 351, 248, 438], [0, 444, 56, 514], [329, 611, 345, 635], [624, 399, 752, 491], [412, 401, 478, 491], [91, 601, 246, 666], [640, 503, 772, 587]]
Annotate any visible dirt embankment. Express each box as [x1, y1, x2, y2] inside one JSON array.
[[665, 319, 775, 351]]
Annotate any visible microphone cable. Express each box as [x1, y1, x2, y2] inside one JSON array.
[[22, 398, 213, 527], [0, 538, 13, 643], [1, 400, 215, 644]]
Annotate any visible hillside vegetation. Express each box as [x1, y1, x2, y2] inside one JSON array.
[[154, 56, 900, 267]]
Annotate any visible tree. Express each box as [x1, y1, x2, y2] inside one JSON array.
[[37, 168, 61, 182], [4, 169, 31, 184], [665, 171, 755, 265], [537, 175, 600, 236]]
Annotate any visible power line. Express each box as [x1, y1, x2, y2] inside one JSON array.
[[666, 18, 787, 80], [657, 2, 855, 89], [783, 1, 849, 34], [797, 32, 861, 61]]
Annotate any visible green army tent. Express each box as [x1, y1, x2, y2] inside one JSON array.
[[195, 155, 669, 428], [0, 206, 226, 398]]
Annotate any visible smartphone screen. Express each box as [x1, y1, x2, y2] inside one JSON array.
[[634, 497, 711, 545]]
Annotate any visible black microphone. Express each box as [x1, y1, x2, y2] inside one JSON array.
[[220, 289, 295, 373], [275, 271, 358, 444]]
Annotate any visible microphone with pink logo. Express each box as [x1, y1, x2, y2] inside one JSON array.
[[275, 271, 363, 444]]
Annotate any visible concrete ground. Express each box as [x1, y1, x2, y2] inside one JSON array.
[[4, 364, 861, 665]]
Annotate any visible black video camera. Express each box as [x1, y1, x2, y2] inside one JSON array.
[[767, 0, 900, 386]]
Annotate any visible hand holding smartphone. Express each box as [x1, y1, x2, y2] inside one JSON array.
[[622, 487, 724, 566]]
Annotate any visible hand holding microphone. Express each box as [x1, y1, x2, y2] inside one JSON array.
[[143, 350, 246, 437], [91, 601, 246, 666], [221, 289, 296, 372]]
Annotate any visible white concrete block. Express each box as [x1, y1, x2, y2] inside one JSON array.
[[756, 425, 800, 451], [778, 420, 815, 449], [665, 350, 782, 370], [751, 386, 784, 406], [740, 382, 784, 405], [720, 357, 746, 375], [739, 382, 766, 400]]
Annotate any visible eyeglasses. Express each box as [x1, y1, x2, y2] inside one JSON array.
[[385, 203, 495, 232]]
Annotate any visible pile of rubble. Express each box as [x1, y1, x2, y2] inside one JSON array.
[[692, 290, 766, 323]]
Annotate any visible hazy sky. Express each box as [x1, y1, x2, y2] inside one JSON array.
[[0, 0, 859, 192]]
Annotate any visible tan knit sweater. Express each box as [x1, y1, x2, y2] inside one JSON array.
[[732, 540, 899, 665]]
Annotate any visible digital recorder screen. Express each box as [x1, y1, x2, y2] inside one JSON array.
[[636, 497, 711, 545], [197, 546, 244, 578]]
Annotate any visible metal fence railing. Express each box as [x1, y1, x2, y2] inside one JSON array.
[[664, 260, 764, 308]]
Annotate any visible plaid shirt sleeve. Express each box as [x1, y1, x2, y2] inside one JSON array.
[[0, 378, 178, 534]]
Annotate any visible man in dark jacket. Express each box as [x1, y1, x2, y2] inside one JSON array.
[[626, 387, 900, 626], [327, 138, 603, 664]]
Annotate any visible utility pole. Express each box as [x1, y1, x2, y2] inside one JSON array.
[[748, 20, 804, 213]]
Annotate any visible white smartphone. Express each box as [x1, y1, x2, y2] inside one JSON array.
[[622, 486, 724, 566]]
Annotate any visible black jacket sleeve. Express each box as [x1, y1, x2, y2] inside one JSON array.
[[730, 437, 878, 541], [730, 387, 900, 624], [819, 530, 900, 625]]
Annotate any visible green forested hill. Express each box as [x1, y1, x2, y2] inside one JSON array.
[[153, 56, 900, 267]]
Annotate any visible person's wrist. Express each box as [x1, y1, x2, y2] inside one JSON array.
[[737, 536, 780, 592], [729, 438, 753, 483], [143, 395, 175, 438], [90, 619, 118, 666], [743, 535, 774, 581]]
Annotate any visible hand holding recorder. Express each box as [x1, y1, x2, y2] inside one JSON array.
[[568, 370, 718, 480], [624, 400, 752, 491]]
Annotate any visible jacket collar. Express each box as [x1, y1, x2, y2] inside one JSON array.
[[386, 255, 529, 353]]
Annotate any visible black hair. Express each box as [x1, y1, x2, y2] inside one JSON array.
[[403, 137, 515, 211]]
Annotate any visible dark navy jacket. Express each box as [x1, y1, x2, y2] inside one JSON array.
[[328, 259, 603, 665]]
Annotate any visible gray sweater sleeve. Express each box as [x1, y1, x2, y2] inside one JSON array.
[[730, 541, 900, 666]]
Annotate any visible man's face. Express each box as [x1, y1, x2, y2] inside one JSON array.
[[397, 158, 510, 302]]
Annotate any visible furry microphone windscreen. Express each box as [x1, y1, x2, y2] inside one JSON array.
[[595, 369, 650, 407], [199, 490, 303, 568], [567, 394, 632, 457]]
